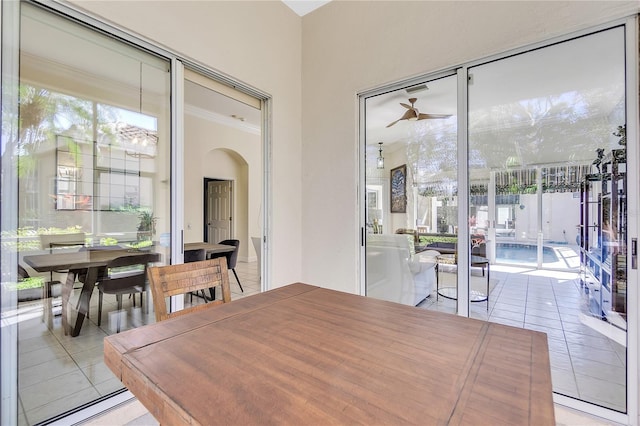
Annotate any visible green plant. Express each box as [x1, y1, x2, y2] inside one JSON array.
[[419, 235, 458, 245], [6, 276, 45, 291], [137, 210, 157, 242], [99, 237, 119, 246], [126, 240, 154, 250], [137, 210, 157, 234]]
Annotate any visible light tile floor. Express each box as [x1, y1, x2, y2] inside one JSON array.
[[419, 264, 627, 414], [82, 398, 624, 426], [15, 259, 628, 424], [15, 260, 260, 426]]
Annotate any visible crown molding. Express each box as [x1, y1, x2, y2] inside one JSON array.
[[185, 104, 261, 135]]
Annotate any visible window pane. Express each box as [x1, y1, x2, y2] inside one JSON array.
[[16, 3, 170, 423], [364, 75, 458, 309], [468, 27, 627, 411]]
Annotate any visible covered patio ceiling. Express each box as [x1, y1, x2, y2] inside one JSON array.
[[365, 27, 625, 172]]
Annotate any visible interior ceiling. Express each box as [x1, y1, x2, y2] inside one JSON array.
[[185, 81, 261, 129], [366, 27, 626, 171], [282, 0, 331, 16]]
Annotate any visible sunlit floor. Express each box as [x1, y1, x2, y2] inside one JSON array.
[[14, 261, 260, 426], [81, 398, 624, 426], [420, 262, 627, 413], [13, 255, 628, 424]]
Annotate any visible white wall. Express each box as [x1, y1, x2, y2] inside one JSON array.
[[70, 0, 303, 287], [184, 113, 260, 262], [300, 0, 639, 293], [543, 192, 581, 244]]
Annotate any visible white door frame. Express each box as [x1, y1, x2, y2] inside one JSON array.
[[204, 178, 234, 242], [0, 1, 21, 424]]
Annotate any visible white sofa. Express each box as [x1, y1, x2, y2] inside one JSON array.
[[366, 234, 437, 306]]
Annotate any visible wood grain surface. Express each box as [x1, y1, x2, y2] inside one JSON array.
[[148, 257, 231, 322], [105, 283, 554, 425]]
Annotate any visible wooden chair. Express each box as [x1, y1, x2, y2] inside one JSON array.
[[148, 257, 231, 322], [183, 248, 211, 301]]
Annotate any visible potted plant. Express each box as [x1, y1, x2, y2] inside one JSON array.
[[14, 276, 45, 302], [137, 210, 157, 242]]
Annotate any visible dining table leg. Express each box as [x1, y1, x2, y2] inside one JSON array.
[[63, 268, 98, 337], [61, 270, 76, 336]]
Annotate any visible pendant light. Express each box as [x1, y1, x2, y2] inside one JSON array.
[[377, 142, 384, 169]]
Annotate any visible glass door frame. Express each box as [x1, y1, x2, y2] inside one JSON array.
[[358, 15, 638, 424], [358, 68, 469, 313], [1, 1, 21, 424], [0, 0, 274, 423]]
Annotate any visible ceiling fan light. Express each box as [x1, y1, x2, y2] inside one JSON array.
[[377, 142, 384, 169]]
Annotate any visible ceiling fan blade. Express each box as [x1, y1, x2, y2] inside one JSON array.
[[388, 108, 420, 127], [417, 113, 452, 120], [400, 103, 412, 109]]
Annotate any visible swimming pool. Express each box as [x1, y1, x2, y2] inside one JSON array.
[[496, 243, 559, 264]]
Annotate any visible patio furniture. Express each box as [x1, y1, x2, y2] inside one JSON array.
[[184, 248, 206, 263], [104, 283, 555, 425], [184, 248, 212, 301], [209, 239, 243, 293], [97, 253, 157, 333], [39, 232, 86, 291], [23, 249, 160, 337], [436, 254, 490, 310], [183, 242, 235, 258], [425, 236, 487, 259], [18, 264, 61, 324], [366, 234, 436, 306], [148, 257, 231, 322]]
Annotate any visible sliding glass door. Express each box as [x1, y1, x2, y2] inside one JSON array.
[[467, 26, 627, 412], [11, 4, 170, 423], [364, 74, 458, 309], [362, 21, 635, 420]]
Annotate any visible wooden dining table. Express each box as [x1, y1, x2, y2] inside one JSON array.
[[23, 249, 160, 337], [104, 283, 555, 425]]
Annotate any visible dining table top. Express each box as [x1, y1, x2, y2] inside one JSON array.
[[23, 248, 158, 272], [105, 283, 554, 425], [184, 242, 235, 256]]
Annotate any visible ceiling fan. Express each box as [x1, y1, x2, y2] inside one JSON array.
[[386, 98, 452, 128]]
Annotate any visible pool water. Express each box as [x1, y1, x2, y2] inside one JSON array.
[[496, 243, 559, 264]]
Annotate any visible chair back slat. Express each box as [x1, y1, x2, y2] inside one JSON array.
[[148, 257, 231, 322]]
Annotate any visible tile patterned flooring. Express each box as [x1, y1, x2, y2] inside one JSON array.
[[419, 264, 627, 414], [15, 261, 261, 426], [15, 259, 627, 424], [82, 397, 623, 426]]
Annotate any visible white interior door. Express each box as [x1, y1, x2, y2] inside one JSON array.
[[207, 180, 232, 242]]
